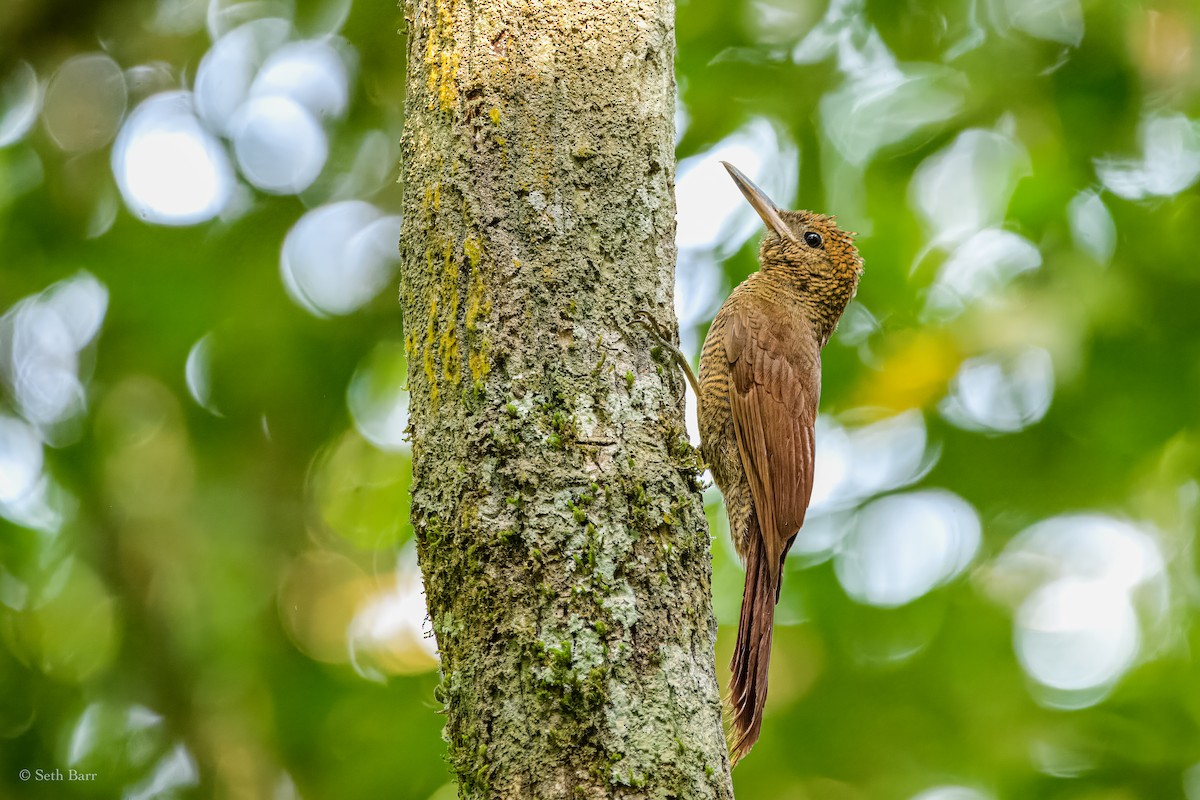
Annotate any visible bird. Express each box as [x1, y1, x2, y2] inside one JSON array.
[[637, 162, 863, 766]]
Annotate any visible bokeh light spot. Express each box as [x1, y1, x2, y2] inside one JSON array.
[[42, 54, 127, 153], [911, 788, 992, 800], [281, 201, 401, 316], [67, 702, 165, 774], [124, 744, 198, 800], [911, 127, 1031, 247], [195, 17, 292, 136], [310, 428, 411, 550], [1096, 112, 1200, 200], [1016, 578, 1138, 697], [1, 272, 108, 438], [0, 61, 41, 147], [15, 560, 119, 683], [348, 546, 439, 681], [250, 39, 352, 120], [278, 549, 368, 664], [184, 334, 222, 416], [812, 410, 934, 515], [940, 346, 1054, 433], [0, 415, 43, 506], [982, 514, 1166, 706], [347, 341, 411, 452], [231, 94, 327, 194], [1067, 189, 1116, 265], [112, 92, 234, 225], [994, 0, 1084, 46], [836, 489, 980, 607], [924, 228, 1042, 320], [821, 64, 966, 168]]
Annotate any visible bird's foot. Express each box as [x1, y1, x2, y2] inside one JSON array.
[[632, 310, 700, 397], [632, 310, 674, 347]]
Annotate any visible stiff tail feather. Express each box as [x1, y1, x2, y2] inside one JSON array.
[[727, 519, 779, 767]]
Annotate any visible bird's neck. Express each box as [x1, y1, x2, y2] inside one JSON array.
[[752, 268, 855, 348]]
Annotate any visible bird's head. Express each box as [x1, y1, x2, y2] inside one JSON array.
[[722, 161, 863, 310]]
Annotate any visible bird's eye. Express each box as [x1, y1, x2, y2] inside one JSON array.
[[803, 231, 823, 248]]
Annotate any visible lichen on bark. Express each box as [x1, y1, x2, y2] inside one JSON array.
[[398, 0, 733, 797]]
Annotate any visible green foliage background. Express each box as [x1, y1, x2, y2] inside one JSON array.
[[2, 0, 1199, 798]]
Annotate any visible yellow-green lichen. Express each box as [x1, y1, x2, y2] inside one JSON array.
[[424, 297, 440, 404], [424, 182, 441, 215], [441, 238, 460, 320], [461, 235, 491, 386], [464, 238, 490, 333], [418, 222, 496, 401], [469, 345, 490, 383], [465, 288, 489, 332], [463, 236, 482, 270], [441, 328, 461, 386], [488, 107, 501, 125], [423, 0, 460, 111]]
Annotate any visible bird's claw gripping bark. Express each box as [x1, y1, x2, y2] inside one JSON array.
[[632, 310, 673, 346], [632, 310, 700, 398]]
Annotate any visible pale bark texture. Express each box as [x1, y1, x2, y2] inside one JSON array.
[[398, 0, 733, 797]]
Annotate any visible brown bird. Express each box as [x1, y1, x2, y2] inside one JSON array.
[[639, 162, 863, 765]]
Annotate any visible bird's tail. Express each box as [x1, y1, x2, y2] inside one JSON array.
[[727, 516, 778, 767]]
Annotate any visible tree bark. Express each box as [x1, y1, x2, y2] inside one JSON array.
[[398, 0, 733, 797]]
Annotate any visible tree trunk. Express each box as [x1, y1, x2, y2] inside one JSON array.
[[398, 0, 734, 797]]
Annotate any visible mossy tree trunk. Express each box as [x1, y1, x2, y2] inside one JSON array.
[[398, 0, 733, 797]]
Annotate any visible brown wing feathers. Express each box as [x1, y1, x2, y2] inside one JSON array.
[[724, 306, 818, 765]]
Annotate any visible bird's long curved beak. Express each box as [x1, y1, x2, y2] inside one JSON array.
[[721, 161, 795, 242]]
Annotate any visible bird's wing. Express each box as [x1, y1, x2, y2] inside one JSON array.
[[724, 303, 819, 571]]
